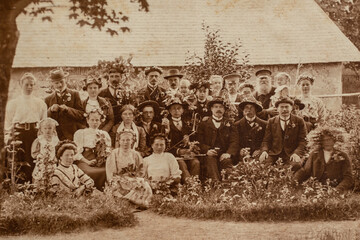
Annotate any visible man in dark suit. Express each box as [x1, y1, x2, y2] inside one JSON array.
[[163, 97, 200, 182], [259, 97, 307, 171], [137, 66, 167, 108], [227, 97, 267, 164], [189, 81, 211, 121], [137, 100, 162, 156], [45, 69, 85, 140], [197, 97, 233, 180], [254, 69, 277, 120], [98, 67, 129, 125]]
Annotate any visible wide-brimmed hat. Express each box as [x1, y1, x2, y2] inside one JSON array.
[[145, 66, 163, 76], [293, 98, 305, 110], [238, 97, 263, 113], [297, 74, 315, 85], [255, 69, 272, 77], [207, 96, 228, 110], [83, 76, 102, 91], [275, 97, 294, 108], [164, 69, 183, 79], [223, 72, 242, 81], [137, 100, 160, 114], [165, 97, 187, 109], [48, 68, 69, 82]]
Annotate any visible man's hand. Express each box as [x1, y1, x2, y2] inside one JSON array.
[[161, 118, 170, 134], [290, 153, 301, 163], [50, 104, 60, 112], [58, 104, 68, 112], [220, 153, 231, 162], [266, 107, 278, 116], [207, 149, 218, 157], [239, 148, 250, 157], [178, 148, 191, 156], [252, 150, 261, 158], [259, 151, 268, 162]]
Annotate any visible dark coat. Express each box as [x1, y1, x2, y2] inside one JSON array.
[[261, 114, 307, 158], [137, 85, 167, 108], [98, 87, 122, 125], [294, 150, 354, 191], [167, 119, 192, 157], [137, 121, 161, 147], [45, 88, 85, 141], [254, 87, 276, 120], [195, 100, 211, 119], [81, 96, 114, 132], [197, 117, 232, 156], [228, 117, 267, 160]]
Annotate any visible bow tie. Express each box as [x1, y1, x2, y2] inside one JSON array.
[[172, 118, 181, 123]]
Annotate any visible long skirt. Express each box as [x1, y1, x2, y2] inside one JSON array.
[[111, 175, 153, 208], [76, 162, 106, 191]]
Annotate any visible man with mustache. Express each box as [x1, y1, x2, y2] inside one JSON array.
[[254, 69, 277, 120], [164, 69, 183, 97], [138, 66, 167, 108], [197, 97, 233, 180], [259, 97, 307, 171], [227, 97, 267, 164], [223, 73, 244, 104]]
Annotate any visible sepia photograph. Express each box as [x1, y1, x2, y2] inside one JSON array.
[[1, 0, 360, 239]]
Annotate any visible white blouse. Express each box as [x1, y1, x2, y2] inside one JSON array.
[[5, 95, 47, 131], [143, 152, 182, 181], [73, 128, 111, 161]]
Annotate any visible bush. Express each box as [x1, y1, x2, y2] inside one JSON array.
[[0, 188, 136, 235], [152, 159, 358, 222]]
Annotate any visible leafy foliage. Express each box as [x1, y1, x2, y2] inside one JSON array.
[[184, 23, 252, 83]]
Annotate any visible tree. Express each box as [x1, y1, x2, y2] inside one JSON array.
[[0, 0, 149, 171]]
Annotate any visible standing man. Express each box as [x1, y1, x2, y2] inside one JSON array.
[[190, 81, 211, 120], [259, 97, 307, 171], [45, 68, 85, 141], [138, 66, 167, 108], [254, 69, 277, 120], [197, 97, 233, 180], [5, 73, 47, 182], [227, 97, 267, 164], [164, 69, 183, 97], [223, 73, 244, 103]]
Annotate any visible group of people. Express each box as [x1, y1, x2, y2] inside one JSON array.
[[4, 63, 354, 208]]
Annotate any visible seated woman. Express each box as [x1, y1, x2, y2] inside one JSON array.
[[143, 133, 182, 187], [31, 118, 60, 185], [114, 104, 147, 156], [294, 126, 354, 192], [73, 108, 111, 191], [51, 140, 94, 196], [106, 130, 152, 208]]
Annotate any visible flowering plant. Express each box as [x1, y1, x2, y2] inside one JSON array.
[[94, 132, 111, 167]]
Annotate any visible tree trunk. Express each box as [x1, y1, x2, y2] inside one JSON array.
[[0, 3, 20, 181]]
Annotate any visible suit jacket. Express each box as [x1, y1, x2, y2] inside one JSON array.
[[167, 119, 192, 157], [255, 87, 276, 120], [137, 121, 161, 147], [82, 96, 114, 132], [197, 117, 232, 156], [228, 117, 267, 159], [261, 114, 307, 157], [294, 150, 354, 191], [195, 100, 210, 119], [98, 87, 122, 125], [138, 85, 167, 108], [45, 88, 85, 140]]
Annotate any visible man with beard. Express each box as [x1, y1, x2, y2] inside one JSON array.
[[254, 69, 277, 120], [259, 97, 307, 171], [197, 97, 233, 180], [138, 66, 167, 108], [98, 67, 128, 125], [227, 97, 267, 164], [164, 69, 183, 97], [45, 68, 85, 141]]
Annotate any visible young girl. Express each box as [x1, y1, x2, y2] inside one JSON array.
[[31, 118, 60, 185], [143, 133, 182, 186], [51, 140, 94, 196]]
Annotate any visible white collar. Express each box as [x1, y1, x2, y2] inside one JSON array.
[[212, 116, 223, 122], [172, 117, 182, 122]]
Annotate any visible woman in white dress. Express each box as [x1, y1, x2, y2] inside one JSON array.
[[73, 108, 111, 190]]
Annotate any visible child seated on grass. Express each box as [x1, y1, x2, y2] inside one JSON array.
[[51, 140, 94, 197]]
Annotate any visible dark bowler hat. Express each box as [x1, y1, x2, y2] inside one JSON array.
[[275, 97, 294, 108], [207, 96, 228, 110], [293, 98, 305, 110], [223, 72, 242, 81], [137, 100, 160, 114], [83, 76, 102, 91], [145, 66, 163, 76], [164, 69, 183, 79], [255, 69, 272, 77], [48, 68, 69, 82], [238, 97, 263, 113]]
